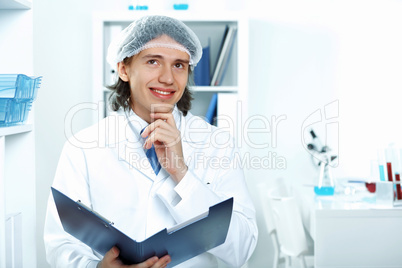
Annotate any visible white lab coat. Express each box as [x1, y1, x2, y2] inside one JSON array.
[[44, 107, 258, 268]]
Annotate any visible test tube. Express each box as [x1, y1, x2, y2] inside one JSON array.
[[370, 159, 380, 182], [396, 149, 402, 200], [385, 145, 395, 182], [377, 148, 386, 181], [395, 174, 401, 200]]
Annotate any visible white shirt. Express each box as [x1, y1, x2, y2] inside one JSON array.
[[44, 107, 258, 268]]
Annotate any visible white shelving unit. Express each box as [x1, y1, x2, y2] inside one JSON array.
[[0, 124, 33, 137], [0, 1, 36, 267], [0, 127, 36, 268], [92, 11, 248, 141]]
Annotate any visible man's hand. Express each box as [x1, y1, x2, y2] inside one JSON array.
[[141, 112, 188, 183], [98, 247, 171, 268]]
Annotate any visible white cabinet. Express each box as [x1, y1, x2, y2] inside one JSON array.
[[315, 207, 402, 267], [92, 11, 248, 141], [0, 126, 36, 268], [0, 1, 36, 267]]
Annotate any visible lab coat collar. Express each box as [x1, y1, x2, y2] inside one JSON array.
[[124, 109, 149, 136]]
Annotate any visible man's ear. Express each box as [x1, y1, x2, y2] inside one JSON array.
[[117, 62, 129, 82]]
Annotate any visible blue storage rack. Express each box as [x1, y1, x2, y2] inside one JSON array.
[[0, 74, 42, 127]]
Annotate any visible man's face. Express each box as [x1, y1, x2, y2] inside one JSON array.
[[118, 38, 190, 123]]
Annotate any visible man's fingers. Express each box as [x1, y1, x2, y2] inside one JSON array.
[[151, 255, 171, 268], [144, 129, 180, 149], [104, 246, 119, 261], [133, 255, 170, 268], [150, 113, 174, 125], [141, 119, 172, 138], [140, 113, 175, 136], [98, 246, 120, 268], [102, 249, 170, 268], [134, 256, 159, 267]]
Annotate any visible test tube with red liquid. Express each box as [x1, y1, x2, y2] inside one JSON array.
[[396, 148, 402, 200], [385, 146, 395, 182], [385, 145, 397, 200], [387, 162, 394, 182], [395, 174, 402, 200], [386, 145, 402, 200]]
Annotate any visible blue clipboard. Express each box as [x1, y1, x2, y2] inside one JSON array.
[[51, 187, 233, 267]]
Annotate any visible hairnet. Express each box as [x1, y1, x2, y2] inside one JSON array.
[[106, 15, 202, 68]]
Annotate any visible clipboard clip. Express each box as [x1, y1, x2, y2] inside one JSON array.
[[77, 200, 114, 227]]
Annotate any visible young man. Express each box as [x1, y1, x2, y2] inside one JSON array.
[[44, 15, 258, 268]]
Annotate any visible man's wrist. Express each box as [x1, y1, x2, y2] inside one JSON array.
[[171, 165, 188, 183]]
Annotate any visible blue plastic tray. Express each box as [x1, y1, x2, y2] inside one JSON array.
[[0, 74, 42, 126], [0, 99, 33, 126]]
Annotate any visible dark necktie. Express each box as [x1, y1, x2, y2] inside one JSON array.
[[141, 127, 161, 175]]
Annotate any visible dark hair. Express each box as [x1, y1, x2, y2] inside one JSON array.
[[107, 57, 194, 116]]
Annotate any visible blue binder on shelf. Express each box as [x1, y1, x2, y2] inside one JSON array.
[[210, 26, 237, 86], [51, 187, 233, 267], [193, 45, 211, 86], [205, 93, 218, 125]]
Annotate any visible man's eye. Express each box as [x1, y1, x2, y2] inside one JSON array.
[[175, 63, 184, 69], [148, 60, 158, 65]]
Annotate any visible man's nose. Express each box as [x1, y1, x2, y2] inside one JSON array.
[[159, 65, 174, 84]]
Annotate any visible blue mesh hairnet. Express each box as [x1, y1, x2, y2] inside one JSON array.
[[106, 15, 202, 68]]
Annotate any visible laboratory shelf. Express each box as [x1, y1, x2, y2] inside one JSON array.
[[1, 1, 36, 267], [94, 11, 248, 149], [0, 124, 33, 137], [0, 0, 31, 10]]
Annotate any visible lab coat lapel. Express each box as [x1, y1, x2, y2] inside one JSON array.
[[155, 165, 170, 182], [180, 114, 209, 162], [118, 141, 157, 181], [114, 115, 156, 181]]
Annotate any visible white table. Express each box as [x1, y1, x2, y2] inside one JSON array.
[[295, 185, 402, 268]]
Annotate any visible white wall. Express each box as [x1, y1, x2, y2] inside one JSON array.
[[33, 1, 113, 266], [33, 0, 402, 267], [0, 10, 33, 74]]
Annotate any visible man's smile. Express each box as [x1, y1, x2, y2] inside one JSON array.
[[150, 87, 176, 99]]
